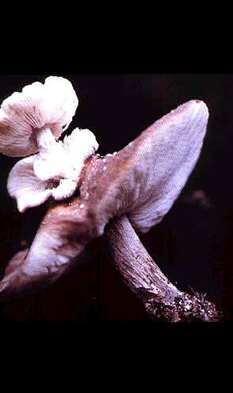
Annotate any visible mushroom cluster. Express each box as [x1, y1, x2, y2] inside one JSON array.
[[0, 76, 99, 211], [0, 78, 220, 321]]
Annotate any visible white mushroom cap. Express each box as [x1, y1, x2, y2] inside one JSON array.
[[33, 127, 99, 182], [0, 76, 78, 157], [7, 128, 99, 211], [7, 155, 54, 213]]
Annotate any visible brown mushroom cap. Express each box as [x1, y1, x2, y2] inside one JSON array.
[[0, 76, 78, 157]]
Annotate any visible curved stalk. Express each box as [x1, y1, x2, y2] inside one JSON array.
[[36, 127, 58, 152], [104, 215, 220, 322]]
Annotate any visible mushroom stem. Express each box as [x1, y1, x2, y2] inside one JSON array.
[[33, 127, 65, 181], [36, 126, 58, 153], [104, 215, 220, 322]]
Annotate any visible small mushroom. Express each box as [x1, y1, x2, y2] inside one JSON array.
[[0, 76, 78, 180], [7, 128, 99, 211], [0, 100, 220, 321], [0, 76, 100, 202]]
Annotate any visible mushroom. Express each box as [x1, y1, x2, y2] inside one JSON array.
[[7, 128, 99, 211], [0, 100, 220, 321], [0, 76, 78, 158], [0, 76, 100, 201]]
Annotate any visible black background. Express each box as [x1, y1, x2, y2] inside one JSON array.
[[0, 74, 232, 322]]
